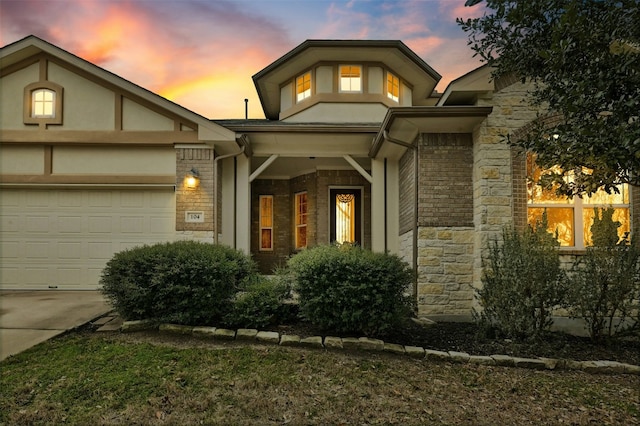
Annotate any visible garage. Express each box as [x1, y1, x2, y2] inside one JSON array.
[[0, 188, 176, 290]]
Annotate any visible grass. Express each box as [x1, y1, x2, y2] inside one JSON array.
[[1, 331, 639, 425]]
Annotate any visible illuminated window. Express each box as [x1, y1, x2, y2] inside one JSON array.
[[339, 65, 362, 92], [387, 72, 399, 102], [527, 153, 630, 248], [296, 72, 311, 102], [295, 192, 308, 249], [32, 89, 56, 117], [24, 82, 63, 125], [259, 195, 273, 250]]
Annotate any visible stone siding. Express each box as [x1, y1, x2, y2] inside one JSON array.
[[471, 81, 540, 311], [416, 227, 475, 316]]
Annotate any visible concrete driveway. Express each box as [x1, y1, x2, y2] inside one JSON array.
[[0, 291, 111, 361]]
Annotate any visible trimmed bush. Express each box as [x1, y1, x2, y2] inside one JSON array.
[[287, 244, 414, 336], [224, 275, 294, 329], [477, 218, 568, 340], [100, 241, 255, 325], [567, 208, 640, 340]]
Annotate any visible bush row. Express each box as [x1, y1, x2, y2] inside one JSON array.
[[478, 209, 640, 341], [100, 241, 413, 336]]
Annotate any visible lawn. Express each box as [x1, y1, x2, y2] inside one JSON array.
[[1, 330, 638, 425]]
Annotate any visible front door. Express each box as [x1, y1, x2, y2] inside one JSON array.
[[329, 188, 361, 245]]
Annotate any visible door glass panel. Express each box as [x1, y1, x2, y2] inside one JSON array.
[[335, 193, 355, 244]]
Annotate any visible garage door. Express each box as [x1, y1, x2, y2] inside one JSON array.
[[0, 188, 176, 290]]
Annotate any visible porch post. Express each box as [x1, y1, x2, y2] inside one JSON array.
[[371, 158, 399, 254], [219, 155, 250, 253], [371, 159, 384, 252], [235, 154, 251, 253]]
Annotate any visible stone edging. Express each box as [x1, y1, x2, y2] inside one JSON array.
[[116, 320, 640, 376]]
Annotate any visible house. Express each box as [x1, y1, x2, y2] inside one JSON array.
[[1, 36, 636, 319]]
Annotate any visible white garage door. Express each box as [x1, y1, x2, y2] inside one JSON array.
[[0, 188, 176, 290]]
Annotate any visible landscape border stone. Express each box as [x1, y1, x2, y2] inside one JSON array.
[[115, 320, 640, 375]]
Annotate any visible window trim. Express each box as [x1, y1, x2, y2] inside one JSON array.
[[24, 81, 63, 125], [259, 195, 274, 251]]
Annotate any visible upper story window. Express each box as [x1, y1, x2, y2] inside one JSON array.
[[387, 72, 399, 102], [23, 81, 63, 125], [527, 152, 630, 248], [339, 65, 362, 92], [32, 89, 56, 117], [296, 71, 311, 102]]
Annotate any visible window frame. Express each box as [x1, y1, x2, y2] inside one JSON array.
[[259, 195, 274, 251], [526, 153, 631, 249], [295, 71, 312, 103], [386, 71, 400, 102], [339, 64, 362, 93], [23, 81, 63, 125], [294, 191, 308, 250]]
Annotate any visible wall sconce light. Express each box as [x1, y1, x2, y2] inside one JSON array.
[[185, 168, 200, 189]]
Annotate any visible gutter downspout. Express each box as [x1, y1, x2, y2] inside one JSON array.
[[213, 144, 246, 245]]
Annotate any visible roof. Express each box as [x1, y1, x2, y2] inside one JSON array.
[[252, 40, 442, 120], [1, 35, 238, 150]]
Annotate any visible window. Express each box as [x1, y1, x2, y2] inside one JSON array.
[[32, 89, 56, 117], [339, 65, 361, 92], [330, 189, 361, 245], [296, 72, 311, 102], [387, 72, 399, 102], [526, 153, 630, 248], [259, 195, 273, 250], [23, 81, 63, 125], [295, 192, 308, 249]]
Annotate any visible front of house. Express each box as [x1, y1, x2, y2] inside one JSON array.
[[1, 36, 636, 319]]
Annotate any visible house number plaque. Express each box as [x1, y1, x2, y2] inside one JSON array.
[[185, 211, 205, 223]]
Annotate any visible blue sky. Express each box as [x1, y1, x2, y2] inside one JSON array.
[[0, 0, 487, 118]]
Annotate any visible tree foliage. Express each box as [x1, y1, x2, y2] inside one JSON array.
[[459, 0, 640, 196]]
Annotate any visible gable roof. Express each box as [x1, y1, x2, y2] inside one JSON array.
[[1, 35, 239, 150], [253, 40, 442, 120]]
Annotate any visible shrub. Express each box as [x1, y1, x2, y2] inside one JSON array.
[[567, 208, 640, 340], [100, 241, 255, 325], [223, 274, 294, 329], [287, 244, 414, 336], [477, 217, 567, 340]]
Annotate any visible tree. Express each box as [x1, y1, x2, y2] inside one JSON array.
[[458, 0, 640, 197]]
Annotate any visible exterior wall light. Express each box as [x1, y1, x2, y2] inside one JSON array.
[[185, 168, 200, 189]]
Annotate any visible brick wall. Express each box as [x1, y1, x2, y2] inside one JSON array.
[[176, 148, 214, 238], [418, 134, 473, 227], [251, 179, 291, 274], [399, 147, 415, 235]]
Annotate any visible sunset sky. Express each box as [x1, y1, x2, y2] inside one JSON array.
[[1, 0, 487, 119]]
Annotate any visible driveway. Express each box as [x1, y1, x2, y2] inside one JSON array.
[[0, 291, 111, 361]]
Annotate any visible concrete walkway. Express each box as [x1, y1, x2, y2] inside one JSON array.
[[0, 291, 111, 361]]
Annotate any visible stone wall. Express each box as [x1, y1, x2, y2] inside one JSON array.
[[416, 227, 475, 316], [471, 81, 540, 312]]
